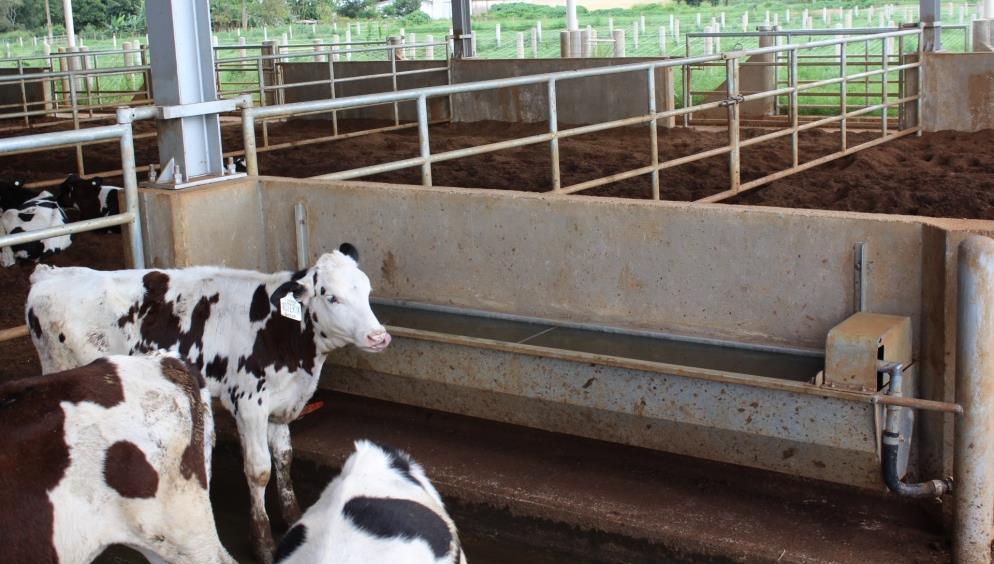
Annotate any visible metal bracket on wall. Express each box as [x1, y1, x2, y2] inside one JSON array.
[[854, 242, 867, 313]]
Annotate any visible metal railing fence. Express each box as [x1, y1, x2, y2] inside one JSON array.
[[0, 107, 146, 343], [240, 28, 922, 204], [216, 39, 452, 157]]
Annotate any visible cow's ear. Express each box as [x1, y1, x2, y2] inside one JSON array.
[[339, 242, 359, 262], [269, 278, 310, 307]]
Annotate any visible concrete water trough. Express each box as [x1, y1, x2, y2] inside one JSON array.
[[134, 173, 994, 561]]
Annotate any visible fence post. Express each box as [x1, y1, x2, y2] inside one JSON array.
[[560, 30, 571, 58], [648, 67, 659, 199], [613, 29, 625, 56], [516, 32, 525, 58], [955, 235, 994, 564], [547, 79, 561, 192], [416, 95, 432, 186], [726, 56, 740, 193]]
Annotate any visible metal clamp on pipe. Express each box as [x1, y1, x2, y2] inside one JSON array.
[[879, 360, 953, 498], [719, 95, 745, 107]]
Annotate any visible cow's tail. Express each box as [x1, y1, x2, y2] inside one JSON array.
[[29, 263, 56, 283]]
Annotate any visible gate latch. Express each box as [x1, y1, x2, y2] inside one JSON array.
[[719, 95, 745, 107]]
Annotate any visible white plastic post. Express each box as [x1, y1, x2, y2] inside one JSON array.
[[704, 25, 714, 54], [313, 38, 324, 62], [640, 15, 646, 33], [426, 34, 435, 59], [537, 20, 543, 41], [332, 34, 340, 61], [211, 35, 218, 47], [345, 28, 352, 60], [567, 0, 578, 30], [773, 13, 779, 26], [633, 20, 639, 50], [409, 32, 417, 59], [531, 27, 539, 57], [516, 32, 525, 58], [673, 19, 680, 41], [571, 29, 582, 57], [496, 23, 501, 47], [609, 17, 615, 33], [659, 26, 666, 54], [238, 36, 246, 58], [696, 13, 701, 27], [742, 12, 749, 31], [720, 11, 726, 26], [786, 8, 791, 23], [613, 29, 625, 56], [281, 33, 288, 47], [264, 26, 268, 41]]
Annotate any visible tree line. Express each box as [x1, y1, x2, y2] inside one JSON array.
[[1, 0, 424, 34]]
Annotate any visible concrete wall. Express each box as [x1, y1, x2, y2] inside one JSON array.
[[279, 61, 450, 122], [449, 58, 676, 125], [922, 51, 994, 131], [139, 176, 994, 485], [275, 58, 677, 126], [0, 68, 49, 110]]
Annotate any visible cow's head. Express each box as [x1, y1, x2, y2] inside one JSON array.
[[56, 174, 101, 213], [279, 243, 391, 353]]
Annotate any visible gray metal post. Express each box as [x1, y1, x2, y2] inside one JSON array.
[[145, 0, 225, 183], [955, 235, 994, 564], [920, 0, 942, 51], [452, 0, 473, 58]]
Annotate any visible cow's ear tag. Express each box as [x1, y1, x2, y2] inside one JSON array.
[[280, 294, 303, 322]]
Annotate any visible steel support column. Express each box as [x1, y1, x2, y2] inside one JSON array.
[[451, 0, 473, 58], [920, 0, 941, 51], [145, 0, 225, 182]]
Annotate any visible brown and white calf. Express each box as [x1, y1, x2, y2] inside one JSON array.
[[26, 244, 391, 563], [0, 353, 233, 564]]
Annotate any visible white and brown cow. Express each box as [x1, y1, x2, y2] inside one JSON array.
[[275, 440, 467, 564], [0, 190, 73, 266], [0, 353, 234, 564], [26, 244, 391, 563]]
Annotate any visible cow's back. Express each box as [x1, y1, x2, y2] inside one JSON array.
[[27, 266, 145, 373], [0, 355, 230, 564]]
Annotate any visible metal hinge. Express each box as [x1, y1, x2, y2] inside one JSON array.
[[719, 95, 745, 107]]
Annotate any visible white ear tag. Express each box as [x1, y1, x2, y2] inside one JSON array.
[[279, 294, 303, 322]]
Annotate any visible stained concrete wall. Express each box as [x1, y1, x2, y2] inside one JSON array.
[[449, 58, 676, 124], [0, 68, 49, 109], [922, 51, 994, 131], [276, 58, 676, 126], [279, 61, 450, 122], [138, 176, 994, 485]]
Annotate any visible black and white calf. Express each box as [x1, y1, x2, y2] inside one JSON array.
[[275, 441, 467, 564], [26, 244, 391, 563], [0, 178, 32, 210], [57, 173, 121, 230], [0, 353, 235, 564], [0, 190, 72, 266]]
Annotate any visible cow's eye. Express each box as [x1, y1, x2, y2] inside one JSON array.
[[328, 296, 337, 304]]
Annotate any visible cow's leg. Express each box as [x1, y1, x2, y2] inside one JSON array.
[[268, 422, 301, 525], [239, 414, 276, 564]]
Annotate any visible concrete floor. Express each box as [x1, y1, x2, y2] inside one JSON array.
[[97, 391, 950, 563]]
